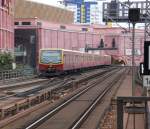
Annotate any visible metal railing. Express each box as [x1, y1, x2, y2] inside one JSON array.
[[0, 68, 36, 83]]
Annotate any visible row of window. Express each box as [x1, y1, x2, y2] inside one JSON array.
[[15, 22, 68, 30], [64, 54, 102, 65], [14, 22, 31, 26], [98, 38, 116, 48]]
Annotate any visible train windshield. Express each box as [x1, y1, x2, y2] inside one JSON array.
[[40, 50, 62, 64]]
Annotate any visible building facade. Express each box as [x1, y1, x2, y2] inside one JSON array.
[[15, 18, 144, 67], [14, 18, 101, 67], [15, 0, 74, 24], [62, 0, 100, 24], [0, 0, 14, 52], [92, 27, 144, 66]]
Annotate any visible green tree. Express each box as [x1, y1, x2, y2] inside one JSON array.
[[0, 52, 14, 70]]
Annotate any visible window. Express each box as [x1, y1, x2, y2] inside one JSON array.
[[14, 22, 19, 25], [22, 22, 31, 25], [112, 38, 116, 48], [99, 39, 104, 48], [82, 28, 88, 32], [60, 25, 66, 29], [40, 50, 62, 64]]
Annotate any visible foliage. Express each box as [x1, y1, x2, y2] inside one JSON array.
[[111, 57, 125, 65], [0, 52, 14, 70]]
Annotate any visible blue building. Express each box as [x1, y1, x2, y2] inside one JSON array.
[[63, 0, 100, 24]]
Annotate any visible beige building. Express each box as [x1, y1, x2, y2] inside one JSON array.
[[15, 0, 74, 24]]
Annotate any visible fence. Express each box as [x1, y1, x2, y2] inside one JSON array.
[[0, 68, 36, 83]]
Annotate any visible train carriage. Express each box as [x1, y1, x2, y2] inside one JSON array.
[[39, 48, 111, 75]]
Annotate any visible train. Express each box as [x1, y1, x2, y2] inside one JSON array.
[[38, 48, 111, 75]]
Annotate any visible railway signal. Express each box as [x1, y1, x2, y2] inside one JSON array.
[[128, 8, 140, 96]]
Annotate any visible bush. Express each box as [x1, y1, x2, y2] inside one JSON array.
[[111, 57, 125, 65], [0, 52, 14, 70]]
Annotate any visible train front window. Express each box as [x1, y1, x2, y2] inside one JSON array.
[[40, 50, 62, 64]]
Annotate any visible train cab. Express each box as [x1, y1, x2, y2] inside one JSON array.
[[39, 49, 63, 74]]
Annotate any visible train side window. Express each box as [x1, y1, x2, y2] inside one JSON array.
[[22, 22, 31, 25]]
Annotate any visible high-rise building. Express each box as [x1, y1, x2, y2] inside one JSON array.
[[61, 0, 101, 24]]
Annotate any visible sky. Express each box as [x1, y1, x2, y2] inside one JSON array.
[[29, 0, 145, 28]]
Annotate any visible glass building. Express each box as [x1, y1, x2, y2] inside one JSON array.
[[63, 0, 100, 24]]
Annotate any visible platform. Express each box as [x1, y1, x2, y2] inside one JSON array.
[[115, 73, 145, 129], [0, 79, 48, 89]]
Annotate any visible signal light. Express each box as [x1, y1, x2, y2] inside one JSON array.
[[129, 8, 140, 22]]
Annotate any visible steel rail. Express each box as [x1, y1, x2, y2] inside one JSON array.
[[0, 68, 114, 101], [24, 68, 121, 129], [70, 70, 124, 129]]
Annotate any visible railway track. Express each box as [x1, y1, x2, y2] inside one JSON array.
[[0, 67, 112, 101], [23, 68, 126, 129], [0, 67, 117, 122], [0, 66, 112, 93]]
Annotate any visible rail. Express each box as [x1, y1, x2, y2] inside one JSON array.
[[24, 68, 123, 129], [0, 68, 115, 120], [70, 69, 125, 129]]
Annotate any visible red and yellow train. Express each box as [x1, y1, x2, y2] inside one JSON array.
[[39, 48, 111, 75]]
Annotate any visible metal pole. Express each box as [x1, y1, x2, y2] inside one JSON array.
[[57, 30, 58, 48], [117, 98, 123, 129], [51, 30, 52, 48], [70, 32, 72, 50], [77, 32, 79, 50], [128, 0, 131, 32], [144, 0, 148, 41], [133, 101, 135, 129], [132, 22, 136, 129], [64, 31, 65, 49], [145, 101, 148, 129], [132, 22, 135, 97], [85, 32, 86, 52]]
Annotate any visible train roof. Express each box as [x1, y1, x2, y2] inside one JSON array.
[[40, 48, 111, 57], [40, 48, 85, 53]]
